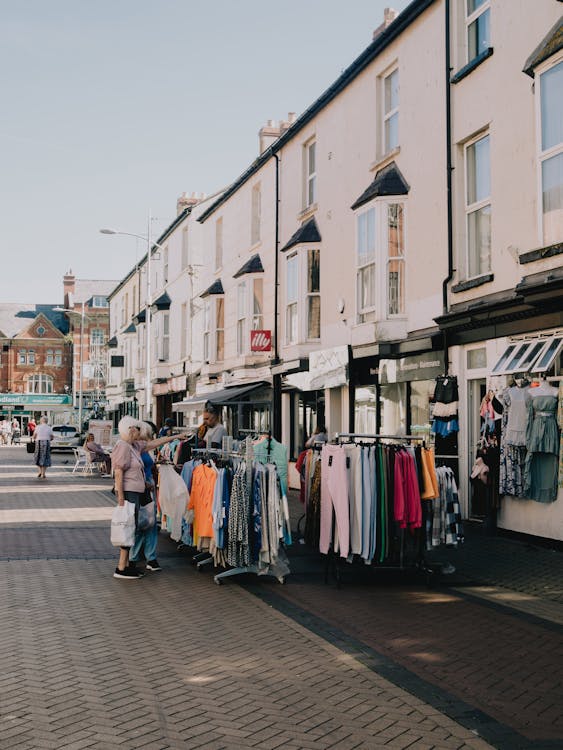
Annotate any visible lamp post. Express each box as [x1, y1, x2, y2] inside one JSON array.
[[54, 302, 85, 432], [100, 217, 162, 421]]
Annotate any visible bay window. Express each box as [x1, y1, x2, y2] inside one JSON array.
[[236, 281, 247, 356], [252, 279, 263, 331], [307, 249, 320, 339], [286, 254, 299, 344], [355, 200, 406, 322], [27, 374, 53, 394], [356, 208, 376, 323], [216, 298, 225, 361], [304, 140, 317, 209]]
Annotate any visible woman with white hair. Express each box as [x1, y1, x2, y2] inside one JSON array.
[[129, 421, 161, 573], [33, 416, 55, 479], [111, 415, 188, 580]]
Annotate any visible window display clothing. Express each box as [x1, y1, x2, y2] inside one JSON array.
[[559, 381, 563, 489], [524, 387, 560, 503], [499, 385, 529, 498]]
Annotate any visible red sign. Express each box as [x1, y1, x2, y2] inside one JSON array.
[[250, 330, 272, 352]]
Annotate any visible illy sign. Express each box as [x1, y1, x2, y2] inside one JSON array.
[[250, 330, 272, 352]]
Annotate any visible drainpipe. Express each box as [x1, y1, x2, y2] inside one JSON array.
[[442, 0, 454, 374], [272, 151, 282, 441]]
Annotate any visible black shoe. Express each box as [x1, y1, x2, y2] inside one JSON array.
[[113, 567, 143, 580], [146, 560, 162, 572]]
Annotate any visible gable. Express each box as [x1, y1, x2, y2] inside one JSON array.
[[15, 312, 67, 342]]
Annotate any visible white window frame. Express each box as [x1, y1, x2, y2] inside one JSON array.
[[464, 132, 491, 279], [355, 199, 407, 323], [91, 296, 108, 308], [46, 349, 54, 365], [27, 374, 53, 394], [181, 226, 189, 270], [215, 217, 223, 270], [161, 312, 170, 361], [306, 248, 320, 341], [91, 328, 105, 346], [536, 56, 563, 246], [18, 349, 26, 365], [491, 335, 563, 376], [356, 206, 376, 323], [383, 67, 399, 154], [466, 0, 490, 64], [163, 246, 169, 284], [303, 139, 317, 209], [386, 203, 405, 317], [285, 253, 299, 344], [252, 278, 263, 332], [203, 299, 211, 363], [215, 297, 225, 362], [55, 350, 62, 366], [27, 349, 35, 365], [236, 281, 247, 356], [251, 183, 261, 246], [180, 302, 188, 359]]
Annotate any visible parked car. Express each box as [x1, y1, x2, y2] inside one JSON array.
[[50, 425, 82, 452]]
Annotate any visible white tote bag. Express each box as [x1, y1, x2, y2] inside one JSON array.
[[110, 503, 136, 547]]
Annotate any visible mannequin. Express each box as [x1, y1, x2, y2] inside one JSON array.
[[528, 378, 558, 397], [524, 377, 559, 502]]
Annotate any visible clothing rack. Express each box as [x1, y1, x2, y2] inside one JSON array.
[[336, 432, 427, 443], [321, 434, 433, 586]]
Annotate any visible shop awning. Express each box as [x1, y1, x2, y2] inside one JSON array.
[[172, 381, 271, 412], [491, 334, 563, 376]]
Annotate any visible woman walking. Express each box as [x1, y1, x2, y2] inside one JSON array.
[[33, 416, 54, 479], [111, 415, 188, 580]]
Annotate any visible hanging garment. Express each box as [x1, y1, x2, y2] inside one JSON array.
[[319, 445, 350, 558], [524, 392, 560, 503], [499, 386, 529, 498], [158, 464, 190, 542], [188, 463, 217, 541], [559, 381, 563, 489], [343, 444, 362, 555], [227, 463, 251, 567], [304, 460, 321, 548]]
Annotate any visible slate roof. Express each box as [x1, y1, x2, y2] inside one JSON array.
[[350, 162, 410, 211], [233, 254, 264, 278], [73, 279, 120, 305], [151, 292, 171, 310], [0, 304, 69, 338], [123, 323, 136, 334], [134, 309, 146, 324], [280, 217, 322, 253], [523, 15, 563, 77], [200, 280, 225, 298]]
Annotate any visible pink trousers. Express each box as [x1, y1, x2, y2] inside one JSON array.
[[319, 445, 350, 558]]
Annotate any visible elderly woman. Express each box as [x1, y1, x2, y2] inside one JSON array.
[[129, 422, 161, 573], [83, 433, 111, 474], [111, 415, 188, 580], [33, 416, 55, 479]]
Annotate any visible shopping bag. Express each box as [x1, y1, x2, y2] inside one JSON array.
[[110, 503, 136, 547], [137, 500, 155, 531], [26, 441, 35, 454]]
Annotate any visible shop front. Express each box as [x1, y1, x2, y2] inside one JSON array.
[[0, 393, 74, 428], [350, 350, 444, 439], [153, 375, 188, 428], [172, 381, 272, 439]]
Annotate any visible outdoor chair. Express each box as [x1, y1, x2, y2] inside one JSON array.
[[71, 448, 95, 476]]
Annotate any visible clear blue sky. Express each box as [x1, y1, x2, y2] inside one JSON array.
[[1, 0, 410, 303]]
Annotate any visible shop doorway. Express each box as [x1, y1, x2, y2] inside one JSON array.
[[468, 378, 487, 516]]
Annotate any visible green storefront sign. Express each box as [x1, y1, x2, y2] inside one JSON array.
[[0, 394, 73, 406]]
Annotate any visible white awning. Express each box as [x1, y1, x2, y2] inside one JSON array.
[[491, 334, 563, 376]]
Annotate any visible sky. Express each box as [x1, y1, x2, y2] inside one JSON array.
[[1, 0, 410, 304]]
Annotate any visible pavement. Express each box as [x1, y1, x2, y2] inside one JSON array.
[[0, 446, 561, 750]]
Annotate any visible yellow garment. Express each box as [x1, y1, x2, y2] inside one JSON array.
[[421, 447, 439, 500]]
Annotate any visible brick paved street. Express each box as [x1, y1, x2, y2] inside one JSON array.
[[0, 446, 562, 749]]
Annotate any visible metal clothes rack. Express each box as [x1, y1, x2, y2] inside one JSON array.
[[325, 433, 431, 587]]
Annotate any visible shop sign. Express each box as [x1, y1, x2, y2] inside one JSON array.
[[309, 346, 349, 390], [0, 394, 73, 405], [250, 330, 272, 352], [379, 352, 444, 384]]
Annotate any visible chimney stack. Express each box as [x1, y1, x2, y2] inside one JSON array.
[[176, 192, 202, 215], [373, 7, 397, 40], [63, 269, 75, 308]]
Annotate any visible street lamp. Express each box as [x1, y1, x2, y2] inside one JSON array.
[[100, 218, 163, 421], [54, 302, 86, 432]]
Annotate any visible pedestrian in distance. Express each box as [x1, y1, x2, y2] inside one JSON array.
[[158, 417, 175, 438], [11, 418, 21, 445], [202, 401, 228, 449], [129, 422, 161, 573], [83, 433, 111, 474], [33, 416, 54, 479], [111, 415, 189, 580], [27, 418, 36, 438]]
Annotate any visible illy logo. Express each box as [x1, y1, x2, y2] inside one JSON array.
[[250, 330, 272, 352]]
